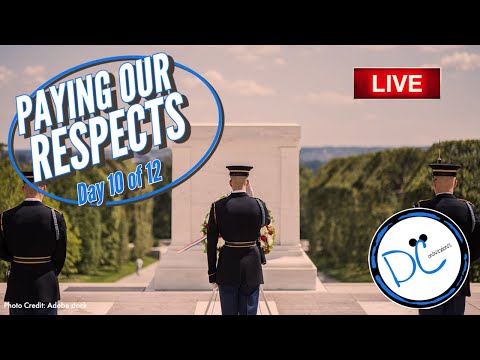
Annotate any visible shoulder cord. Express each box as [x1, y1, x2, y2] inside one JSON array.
[[51, 209, 60, 241], [213, 203, 217, 224], [465, 202, 476, 233], [255, 198, 266, 227]]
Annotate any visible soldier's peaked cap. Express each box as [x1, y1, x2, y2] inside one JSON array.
[[429, 159, 461, 177], [22, 171, 34, 181], [226, 165, 253, 177]]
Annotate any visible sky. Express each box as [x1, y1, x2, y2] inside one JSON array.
[[1, 45, 480, 148]]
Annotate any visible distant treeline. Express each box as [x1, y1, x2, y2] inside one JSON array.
[[302, 140, 480, 282], [0, 150, 171, 281]]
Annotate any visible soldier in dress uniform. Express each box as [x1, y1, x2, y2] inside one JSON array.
[[207, 165, 270, 315], [414, 156, 480, 315], [0, 172, 67, 315]]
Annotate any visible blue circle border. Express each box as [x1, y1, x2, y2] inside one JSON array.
[[8, 55, 224, 206], [368, 208, 470, 309]]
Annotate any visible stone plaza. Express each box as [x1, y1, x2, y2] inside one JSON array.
[[1, 262, 479, 315]]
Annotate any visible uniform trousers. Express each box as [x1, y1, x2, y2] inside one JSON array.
[[419, 295, 466, 315], [219, 285, 259, 315]]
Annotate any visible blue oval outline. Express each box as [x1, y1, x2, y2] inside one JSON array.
[[8, 55, 224, 206]]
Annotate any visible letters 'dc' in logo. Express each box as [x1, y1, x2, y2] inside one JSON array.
[[368, 208, 469, 309], [8, 53, 224, 207], [354, 67, 441, 99]]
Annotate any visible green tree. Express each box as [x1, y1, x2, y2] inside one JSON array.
[[0, 157, 83, 279], [300, 165, 313, 240], [152, 162, 172, 240], [47, 168, 103, 273], [1, 152, 161, 279], [305, 141, 480, 282], [0, 158, 23, 281], [111, 159, 154, 260]]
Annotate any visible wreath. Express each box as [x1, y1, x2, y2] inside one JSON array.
[[200, 194, 276, 254]]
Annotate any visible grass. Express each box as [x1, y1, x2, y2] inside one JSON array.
[[59, 255, 158, 283], [309, 253, 373, 282]]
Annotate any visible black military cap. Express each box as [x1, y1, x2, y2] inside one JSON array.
[[22, 171, 34, 182], [226, 165, 253, 177], [429, 161, 461, 177]]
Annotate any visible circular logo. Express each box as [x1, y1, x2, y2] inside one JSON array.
[[368, 208, 469, 309]]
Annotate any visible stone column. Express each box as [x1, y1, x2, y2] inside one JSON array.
[[280, 146, 300, 246]]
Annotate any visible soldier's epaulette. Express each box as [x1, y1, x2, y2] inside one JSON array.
[[254, 197, 265, 206], [44, 204, 62, 215], [215, 195, 229, 203], [212, 197, 228, 208], [458, 199, 474, 206], [414, 199, 428, 208]]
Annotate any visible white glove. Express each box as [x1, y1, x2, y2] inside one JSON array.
[[212, 283, 219, 290], [246, 182, 254, 197]]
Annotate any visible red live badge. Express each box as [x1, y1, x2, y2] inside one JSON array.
[[354, 68, 440, 99]]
